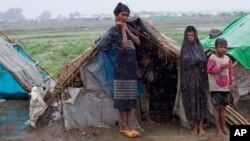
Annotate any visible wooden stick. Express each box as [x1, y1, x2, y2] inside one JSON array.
[[0, 30, 14, 43], [226, 118, 233, 125], [225, 112, 240, 125], [225, 109, 245, 125], [227, 105, 249, 124], [226, 106, 249, 124]]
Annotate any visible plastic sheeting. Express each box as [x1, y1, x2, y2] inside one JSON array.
[[0, 64, 27, 98], [29, 86, 48, 127], [80, 51, 115, 96], [234, 63, 250, 96], [0, 38, 42, 93], [202, 14, 250, 69], [0, 39, 55, 99], [63, 88, 140, 129]]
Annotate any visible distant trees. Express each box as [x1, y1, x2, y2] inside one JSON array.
[[38, 11, 51, 21], [69, 12, 81, 19], [0, 8, 25, 22], [0, 7, 249, 23]]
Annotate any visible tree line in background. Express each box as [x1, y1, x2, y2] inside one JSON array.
[[0, 8, 249, 23]]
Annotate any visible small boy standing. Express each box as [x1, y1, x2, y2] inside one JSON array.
[[137, 54, 156, 124], [207, 38, 233, 137]]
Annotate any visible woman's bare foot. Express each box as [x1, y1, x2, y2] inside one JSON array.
[[120, 124, 130, 131], [191, 128, 198, 136], [222, 127, 229, 135], [216, 131, 224, 137], [145, 118, 159, 125], [199, 128, 206, 136]]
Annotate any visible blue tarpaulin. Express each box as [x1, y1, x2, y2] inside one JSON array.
[[0, 43, 40, 99]]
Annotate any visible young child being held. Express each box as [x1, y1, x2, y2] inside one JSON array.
[[207, 38, 233, 137]]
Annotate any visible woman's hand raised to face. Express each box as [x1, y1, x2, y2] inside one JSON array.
[[116, 21, 126, 29]]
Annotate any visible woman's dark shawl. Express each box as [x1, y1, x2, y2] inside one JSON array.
[[179, 27, 209, 121]]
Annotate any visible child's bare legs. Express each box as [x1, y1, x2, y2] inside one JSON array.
[[119, 109, 129, 131], [214, 105, 223, 137], [192, 121, 198, 135], [145, 112, 154, 124], [220, 105, 229, 135], [198, 120, 206, 136], [143, 98, 155, 124], [126, 110, 132, 130]]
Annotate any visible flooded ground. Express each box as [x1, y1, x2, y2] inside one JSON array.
[[0, 100, 29, 138], [0, 100, 234, 141]]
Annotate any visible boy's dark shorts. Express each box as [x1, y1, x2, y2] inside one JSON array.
[[211, 91, 230, 105]]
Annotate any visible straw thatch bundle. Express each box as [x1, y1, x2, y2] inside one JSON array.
[[48, 45, 98, 103], [129, 18, 180, 58]]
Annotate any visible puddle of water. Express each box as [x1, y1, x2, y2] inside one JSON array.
[[0, 100, 29, 137]]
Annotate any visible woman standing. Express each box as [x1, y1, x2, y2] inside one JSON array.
[[109, 3, 141, 138], [180, 26, 208, 136]]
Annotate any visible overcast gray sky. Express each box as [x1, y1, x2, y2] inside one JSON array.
[[1, 0, 250, 18]]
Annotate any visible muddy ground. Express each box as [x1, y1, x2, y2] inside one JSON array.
[[0, 121, 230, 141], [2, 97, 250, 141]]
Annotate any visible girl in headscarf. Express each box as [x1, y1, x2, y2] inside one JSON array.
[[180, 26, 208, 136], [96, 2, 141, 138]]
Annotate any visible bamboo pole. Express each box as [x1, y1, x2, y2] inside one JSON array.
[[226, 106, 250, 124], [227, 106, 249, 124], [0, 31, 55, 80], [225, 109, 245, 125], [226, 118, 233, 125], [225, 112, 240, 125], [0, 31, 15, 43]]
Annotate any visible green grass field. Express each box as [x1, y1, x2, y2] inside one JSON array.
[[1, 17, 237, 76]]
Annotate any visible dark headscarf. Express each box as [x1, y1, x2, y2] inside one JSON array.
[[180, 26, 208, 122], [180, 26, 207, 70]]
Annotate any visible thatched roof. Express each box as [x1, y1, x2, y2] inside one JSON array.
[[49, 18, 180, 103], [128, 18, 180, 58]]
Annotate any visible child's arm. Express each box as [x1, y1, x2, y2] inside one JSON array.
[[207, 57, 223, 74]]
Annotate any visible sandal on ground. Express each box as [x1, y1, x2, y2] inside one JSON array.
[[119, 130, 137, 138], [131, 129, 141, 137]]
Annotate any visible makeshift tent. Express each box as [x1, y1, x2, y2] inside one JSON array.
[[50, 17, 180, 129], [0, 32, 54, 99], [202, 14, 250, 97], [47, 16, 249, 130]]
